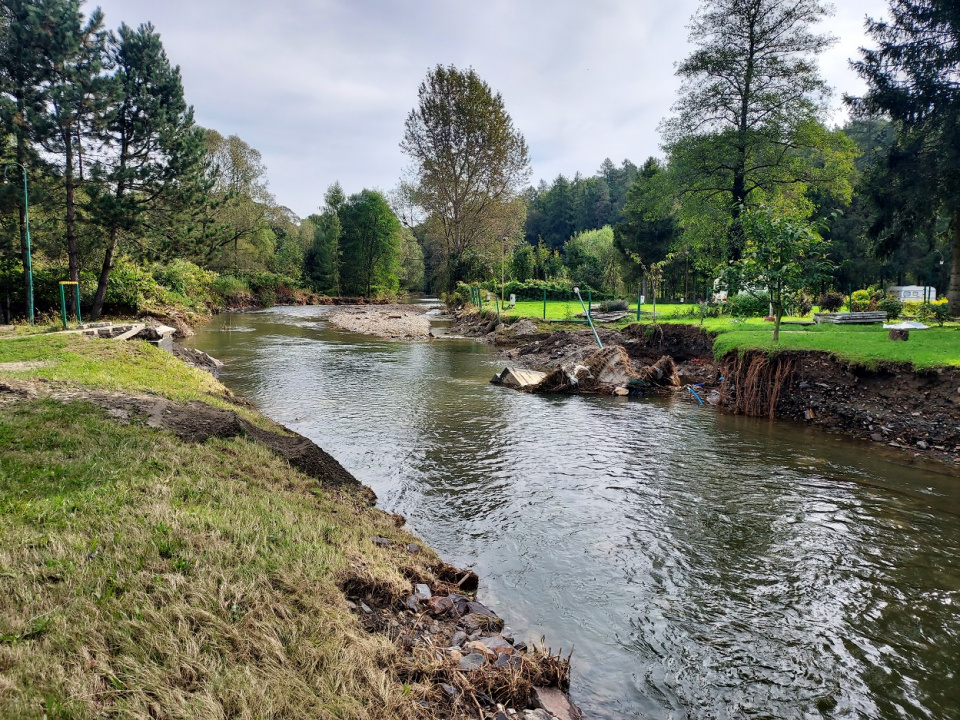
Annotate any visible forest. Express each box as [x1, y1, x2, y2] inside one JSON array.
[[1, 0, 958, 322]]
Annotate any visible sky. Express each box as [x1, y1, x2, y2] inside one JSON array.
[[91, 0, 890, 219]]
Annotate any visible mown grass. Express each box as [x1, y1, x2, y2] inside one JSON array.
[[0, 337, 439, 719], [498, 299, 960, 368], [711, 322, 960, 368]]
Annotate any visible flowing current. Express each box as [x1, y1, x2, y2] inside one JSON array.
[[186, 306, 960, 719]]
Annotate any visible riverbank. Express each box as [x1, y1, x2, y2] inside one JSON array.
[[458, 314, 960, 468], [0, 334, 576, 719]]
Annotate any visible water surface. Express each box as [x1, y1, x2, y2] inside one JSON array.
[[187, 306, 960, 719]]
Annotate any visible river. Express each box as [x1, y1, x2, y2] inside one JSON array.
[[186, 305, 960, 719]]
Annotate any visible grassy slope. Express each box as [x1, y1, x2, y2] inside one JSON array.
[[0, 336, 432, 720], [501, 300, 960, 369]]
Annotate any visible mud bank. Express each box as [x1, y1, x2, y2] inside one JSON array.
[[494, 320, 960, 468]]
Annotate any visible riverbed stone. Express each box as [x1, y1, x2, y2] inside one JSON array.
[[478, 636, 514, 654], [414, 583, 432, 600], [451, 630, 467, 647], [371, 536, 392, 547], [404, 595, 420, 612], [427, 595, 454, 615], [871, 433, 884, 442], [532, 686, 582, 720], [458, 653, 486, 671]]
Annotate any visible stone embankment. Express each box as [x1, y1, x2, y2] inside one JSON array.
[[327, 304, 435, 340]]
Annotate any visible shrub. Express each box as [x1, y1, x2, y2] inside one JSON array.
[[818, 291, 845, 313], [917, 301, 951, 326], [151, 260, 216, 305], [724, 293, 769, 317], [212, 275, 253, 305], [878, 297, 904, 321], [793, 293, 814, 317], [596, 299, 628, 312]]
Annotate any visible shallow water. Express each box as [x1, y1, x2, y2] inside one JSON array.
[[187, 306, 960, 719]]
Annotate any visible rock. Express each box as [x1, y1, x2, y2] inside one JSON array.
[[513, 641, 528, 652], [478, 636, 515, 654], [427, 596, 454, 615], [444, 648, 463, 662], [406, 543, 421, 555], [371, 536, 391, 547], [501, 629, 515, 644], [532, 686, 583, 720], [360, 602, 372, 614], [448, 593, 470, 615], [451, 631, 467, 647], [404, 595, 420, 612], [464, 641, 495, 659], [440, 683, 459, 698], [871, 433, 884, 442], [458, 653, 486, 671], [494, 653, 521, 669], [414, 583, 432, 600], [917, 440, 930, 450], [523, 710, 552, 720], [344, 600, 357, 610]]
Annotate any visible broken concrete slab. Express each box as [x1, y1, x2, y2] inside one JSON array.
[[492, 367, 548, 389]]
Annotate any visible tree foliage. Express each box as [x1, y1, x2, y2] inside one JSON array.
[[722, 205, 832, 340], [851, 0, 960, 313], [401, 65, 530, 290], [663, 0, 854, 259]]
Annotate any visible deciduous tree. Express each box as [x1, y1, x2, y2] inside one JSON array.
[[663, 0, 853, 259], [400, 65, 530, 290]]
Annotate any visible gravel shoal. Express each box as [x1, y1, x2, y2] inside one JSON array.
[[327, 305, 432, 340]]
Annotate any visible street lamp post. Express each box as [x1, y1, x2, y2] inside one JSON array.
[[3, 162, 34, 324]]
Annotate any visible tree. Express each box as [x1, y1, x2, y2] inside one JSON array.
[[723, 205, 832, 340], [200, 130, 275, 270], [39, 1, 108, 283], [564, 226, 623, 296], [87, 21, 207, 319], [304, 182, 344, 295], [400, 65, 530, 290], [663, 0, 853, 259], [851, 0, 960, 314], [614, 158, 680, 285], [338, 189, 402, 297]]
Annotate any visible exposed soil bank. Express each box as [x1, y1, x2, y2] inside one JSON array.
[[493, 319, 960, 468]]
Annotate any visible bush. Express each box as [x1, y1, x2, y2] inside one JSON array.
[[917, 301, 951, 326], [151, 260, 216, 306], [878, 297, 904, 321], [724, 293, 769, 317], [596, 299, 628, 312], [792, 293, 814, 317], [818, 291, 845, 313], [212, 275, 253, 305]]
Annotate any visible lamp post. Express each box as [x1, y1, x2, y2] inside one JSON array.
[[3, 162, 34, 325]]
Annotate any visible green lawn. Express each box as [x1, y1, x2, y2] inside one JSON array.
[[491, 299, 960, 368]]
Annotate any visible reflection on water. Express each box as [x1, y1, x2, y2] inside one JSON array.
[[187, 306, 960, 719]]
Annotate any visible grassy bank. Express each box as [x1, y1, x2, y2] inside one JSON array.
[[0, 335, 439, 719]]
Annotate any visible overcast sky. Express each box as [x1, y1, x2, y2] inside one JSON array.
[[91, 0, 889, 218]]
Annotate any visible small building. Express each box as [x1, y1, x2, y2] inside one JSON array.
[[887, 285, 937, 302]]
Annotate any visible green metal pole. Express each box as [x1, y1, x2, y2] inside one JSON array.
[[73, 283, 81, 323], [574, 287, 602, 349], [4, 163, 34, 324], [59, 283, 67, 329], [588, 289, 592, 318], [543, 288, 546, 320], [637, 285, 642, 321]]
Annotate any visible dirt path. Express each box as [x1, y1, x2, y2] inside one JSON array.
[[327, 304, 434, 340]]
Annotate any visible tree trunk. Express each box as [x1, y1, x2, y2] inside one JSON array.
[[15, 110, 31, 319], [949, 211, 960, 317], [90, 228, 117, 320]]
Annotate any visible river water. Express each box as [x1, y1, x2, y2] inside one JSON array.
[[186, 305, 960, 719]]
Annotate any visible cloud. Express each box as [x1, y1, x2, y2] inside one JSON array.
[[91, 0, 887, 217]]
